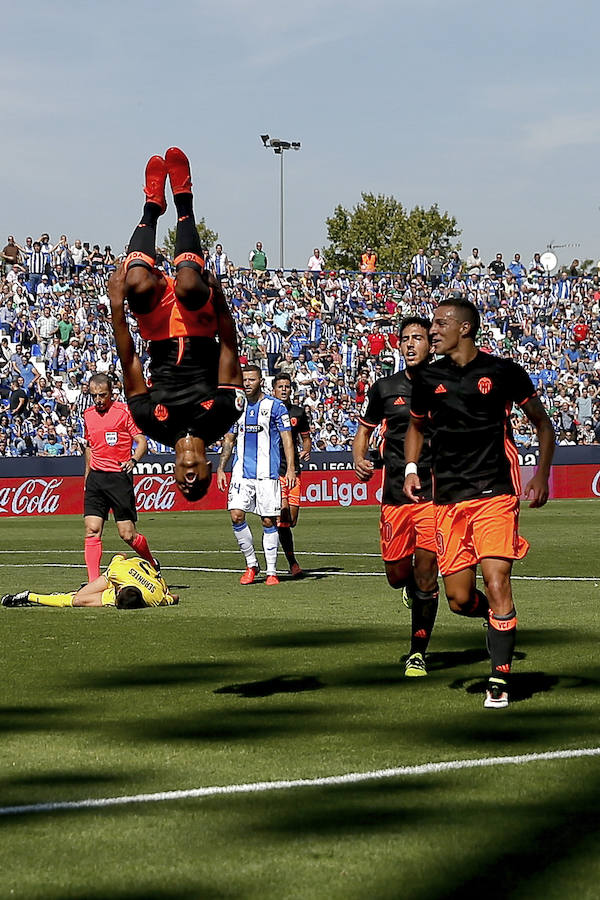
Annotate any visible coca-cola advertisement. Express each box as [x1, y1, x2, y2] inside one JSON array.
[[0, 466, 597, 517]]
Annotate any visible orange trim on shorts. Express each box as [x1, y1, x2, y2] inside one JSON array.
[[435, 494, 529, 577], [280, 474, 301, 507], [174, 252, 205, 270], [379, 501, 437, 562]]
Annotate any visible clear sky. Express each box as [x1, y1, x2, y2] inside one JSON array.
[[4, 0, 599, 272]]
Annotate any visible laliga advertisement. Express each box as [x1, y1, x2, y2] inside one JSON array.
[[0, 465, 598, 516]]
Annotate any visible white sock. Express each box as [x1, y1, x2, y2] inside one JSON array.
[[233, 522, 258, 568], [262, 526, 279, 575]]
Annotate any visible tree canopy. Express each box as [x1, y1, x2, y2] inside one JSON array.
[[161, 219, 218, 259], [325, 192, 461, 271]]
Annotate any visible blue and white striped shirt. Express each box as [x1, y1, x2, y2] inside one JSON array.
[[231, 394, 290, 480]]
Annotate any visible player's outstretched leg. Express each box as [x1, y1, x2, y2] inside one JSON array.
[[165, 147, 211, 310], [124, 155, 167, 313]]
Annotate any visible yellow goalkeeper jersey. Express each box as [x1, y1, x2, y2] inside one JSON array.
[[101, 555, 176, 607]]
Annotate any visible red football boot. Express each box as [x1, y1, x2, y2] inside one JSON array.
[[265, 574, 280, 586], [165, 146, 192, 195], [240, 565, 260, 586], [143, 155, 167, 213]]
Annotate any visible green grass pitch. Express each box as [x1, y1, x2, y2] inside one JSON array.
[[1, 502, 599, 899]]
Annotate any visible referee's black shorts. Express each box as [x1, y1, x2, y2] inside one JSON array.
[[84, 469, 137, 522]]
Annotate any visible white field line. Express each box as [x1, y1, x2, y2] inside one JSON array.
[[0, 562, 598, 581], [1, 746, 599, 819], [0, 561, 597, 581]]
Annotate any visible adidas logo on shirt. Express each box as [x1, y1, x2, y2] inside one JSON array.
[[434, 384, 447, 394], [393, 396, 406, 406]]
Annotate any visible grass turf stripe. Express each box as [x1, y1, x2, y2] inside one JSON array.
[[1, 746, 599, 818]]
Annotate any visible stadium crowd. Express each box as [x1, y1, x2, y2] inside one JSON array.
[[1, 234, 600, 457]]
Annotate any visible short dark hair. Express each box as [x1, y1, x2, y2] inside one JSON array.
[[242, 364, 262, 376], [115, 586, 145, 610], [273, 373, 292, 387], [437, 296, 480, 339], [89, 373, 112, 392], [399, 316, 431, 336]]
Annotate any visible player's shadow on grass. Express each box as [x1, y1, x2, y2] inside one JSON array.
[[215, 674, 324, 698], [235, 626, 394, 649], [120, 704, 355, 743], [282, 565, 343, 580], [0, 705, 82, 735], [450, 671, 596, 703], [43, 890, 213, 900], [424, 647, 497, 671], [77, 661, 244, 690]]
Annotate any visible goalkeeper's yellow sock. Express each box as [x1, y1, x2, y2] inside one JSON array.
[[29, 592, 75, 608]]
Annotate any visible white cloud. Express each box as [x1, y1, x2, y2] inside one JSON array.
[[522, 113, 600, 152]]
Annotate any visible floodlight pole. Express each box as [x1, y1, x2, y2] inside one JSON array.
[[260, 135, 301, 270]]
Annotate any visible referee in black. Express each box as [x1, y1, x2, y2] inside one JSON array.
[[83, 374, 157, 581]]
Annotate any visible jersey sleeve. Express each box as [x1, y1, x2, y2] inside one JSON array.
[[409, 370, 429, 419], [507, 360, 538, 406], [297, 409, 311, 434], [124, 405, 142, 439], [359, 382, 383, 429], [274, 399, 291, 433]]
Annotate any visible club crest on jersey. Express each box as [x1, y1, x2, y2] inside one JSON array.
[[234, 390, 245, 412], [105, 432, 118, 446], [478, 377, 493, 395], [291, 416, 298, 427], [393, 396, 406, 406], [434, 384, 447, 394], [153, 404, 169, 422]]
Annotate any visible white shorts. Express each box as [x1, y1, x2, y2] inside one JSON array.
[[228, 477, 281, 517]]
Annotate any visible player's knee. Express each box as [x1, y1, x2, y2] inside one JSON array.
[[230, 510, 245, 526], [119, 525, 136, 543], [483, 573, 511, 603], [447, 591, 472, 614], [174, 271, 210, 308], [85, 524, 102, 539]]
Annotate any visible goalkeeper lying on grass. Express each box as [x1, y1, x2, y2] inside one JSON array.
[[1, 554, 178, 609]]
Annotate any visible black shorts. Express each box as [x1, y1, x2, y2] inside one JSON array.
[[84, 469, 137, 523]]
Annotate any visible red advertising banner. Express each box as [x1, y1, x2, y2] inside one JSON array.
[[0, 467, 597, 517]]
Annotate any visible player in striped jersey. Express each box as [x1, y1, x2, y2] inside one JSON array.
[[217, 366, 296, 585]]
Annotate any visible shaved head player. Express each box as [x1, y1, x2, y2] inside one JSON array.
[[109, 148, 243, 502]]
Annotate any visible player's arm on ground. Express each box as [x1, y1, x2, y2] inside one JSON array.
[[403, 416, 425, 502], [108, 265, 147, 398], [211, 274, 243, 388], [521, 395, 555, 507], [216, 431, 235, 491]]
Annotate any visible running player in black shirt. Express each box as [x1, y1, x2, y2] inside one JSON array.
[[353, 317, 438, 677], [404, 297, 555, 709], [272, 374, 312, 577]]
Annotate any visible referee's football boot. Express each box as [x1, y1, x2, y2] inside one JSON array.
[[1, 591, 34, 607], [484, 677, 509, 709], [404, 651, 428, 677]]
